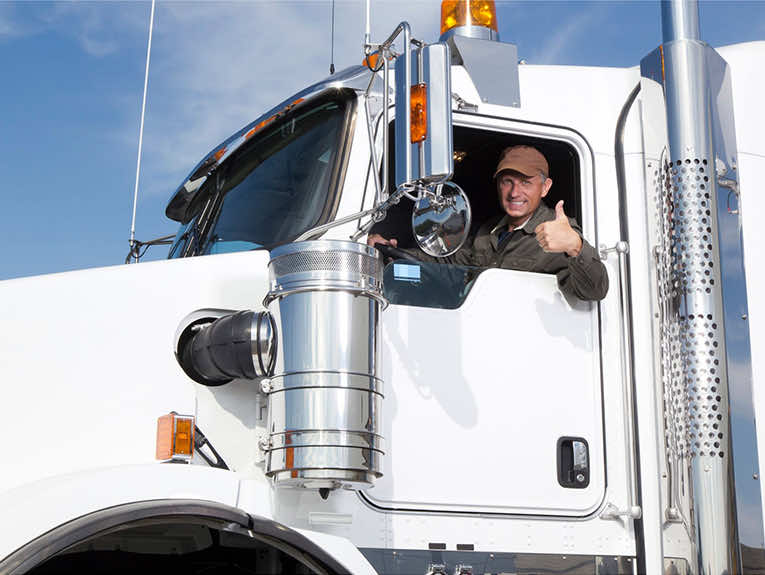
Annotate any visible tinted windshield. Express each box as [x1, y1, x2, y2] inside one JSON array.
[[193, 93, 352, 256]]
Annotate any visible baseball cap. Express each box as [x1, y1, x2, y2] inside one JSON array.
[[494, 145, 549, 178]]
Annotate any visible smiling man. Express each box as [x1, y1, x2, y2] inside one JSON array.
[[369, 145, 608, 302]]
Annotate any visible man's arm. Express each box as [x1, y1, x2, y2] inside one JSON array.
[[535, 201, 609, 302], [555, 239, 609, 301]]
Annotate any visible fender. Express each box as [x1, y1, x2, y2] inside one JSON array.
[[0, 464, 376, 575]]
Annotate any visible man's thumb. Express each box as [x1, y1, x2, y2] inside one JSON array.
[[555, 200, 567, 220]]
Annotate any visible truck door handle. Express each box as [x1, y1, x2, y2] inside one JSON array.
[[557, 437, 590, 488]]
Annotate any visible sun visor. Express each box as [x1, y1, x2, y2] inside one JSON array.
[[446, 35, 520, 108]]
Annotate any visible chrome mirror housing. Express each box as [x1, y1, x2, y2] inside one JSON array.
[[412, 181, 471, 257], [394, 41, 453, 187]]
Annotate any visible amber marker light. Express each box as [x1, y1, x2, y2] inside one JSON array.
[[213, 146, 227, 162], [363, 52, 381, 70], [244, 98, 304, 141], [440, 0, 498, 36], [156, 412, 195, 462], [410, 83, 428, 143]]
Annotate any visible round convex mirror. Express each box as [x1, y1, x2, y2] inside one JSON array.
[[412, 181, 472, 257]]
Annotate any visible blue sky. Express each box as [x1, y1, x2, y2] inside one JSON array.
[[0, 0, 763, 280]]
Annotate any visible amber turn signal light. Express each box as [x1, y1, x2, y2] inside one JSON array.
[[440, 0, 497, 36], [156, 412, 195, 461], [363, 52, 381, 69], [410, 83, 428, 143]]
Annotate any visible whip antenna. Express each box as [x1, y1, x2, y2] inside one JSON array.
[[129, 0, 156, 263], [329, 0, 336, 74], [364, 0, 371, 48]]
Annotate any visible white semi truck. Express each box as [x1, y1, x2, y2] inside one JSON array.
[[2, 1, 765, 573]]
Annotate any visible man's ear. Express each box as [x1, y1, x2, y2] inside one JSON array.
[[541, 177, 553, 198]]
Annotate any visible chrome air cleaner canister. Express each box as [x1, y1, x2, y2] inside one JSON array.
[[263, 240, 385, 490]]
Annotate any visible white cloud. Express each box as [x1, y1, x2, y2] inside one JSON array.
[[0, 8, 14, 39], [50, 2, 148, 57], [528, 5, 601, 65], [0, 3, 42, 39]]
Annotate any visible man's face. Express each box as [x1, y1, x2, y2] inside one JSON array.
[[496, 170, 552, 224]]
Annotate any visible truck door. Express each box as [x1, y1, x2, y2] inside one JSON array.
[[364, 121, 605, 517]]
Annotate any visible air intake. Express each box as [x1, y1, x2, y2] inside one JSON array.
[[262, 240, 386, 490]]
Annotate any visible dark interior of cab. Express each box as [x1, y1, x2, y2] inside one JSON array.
[[375, 125, 582, 251]]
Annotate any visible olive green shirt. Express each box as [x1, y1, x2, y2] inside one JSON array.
[[450, 204, 608, 301]]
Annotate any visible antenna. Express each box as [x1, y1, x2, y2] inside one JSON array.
[[128, 0, 156, 263], [364, 0, 371, 49], [329, 0, 335, 74]]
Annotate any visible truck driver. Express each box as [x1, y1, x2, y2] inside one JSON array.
[[367, 145, 609, 302]]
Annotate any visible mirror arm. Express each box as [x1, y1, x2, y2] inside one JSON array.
[[349, 184, 416, 241], [295, 207, 376, 242], [364, 95, 384, 206], [295, 184, 413, 243]]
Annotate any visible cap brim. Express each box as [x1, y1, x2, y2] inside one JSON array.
[[494, 165, 535, 179]]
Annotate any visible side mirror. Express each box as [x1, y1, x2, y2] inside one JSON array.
[[412, 182, 471, 257], [394, 42, 453, 187]]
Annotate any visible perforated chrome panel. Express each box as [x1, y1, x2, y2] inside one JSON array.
[[654, 155, 728, 462], [270, 249, 382, 280], [266, 240, 385, 302]]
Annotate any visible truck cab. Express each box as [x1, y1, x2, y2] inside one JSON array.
[[2, 2, 765, 574]]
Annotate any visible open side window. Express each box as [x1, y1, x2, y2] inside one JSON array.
[[374, 123, 582, 309]]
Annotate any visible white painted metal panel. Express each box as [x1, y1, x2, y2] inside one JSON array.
[[0, 250, 271, 494], [368, 267, 604, 515], [0, 464, 241, 559]]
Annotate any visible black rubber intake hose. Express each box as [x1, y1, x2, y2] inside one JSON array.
[[181, 310, 273, 386]]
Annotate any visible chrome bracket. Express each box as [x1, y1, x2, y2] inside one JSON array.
[[426, 563, 447, 575], [599, 240, 629, 260], [451, 92, 478, 112], [600, 502, 642, 520], [257, 435, 271, 453], [718, 176, 740, 215]]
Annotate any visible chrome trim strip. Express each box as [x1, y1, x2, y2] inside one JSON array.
[[359, 548, 636, 575]]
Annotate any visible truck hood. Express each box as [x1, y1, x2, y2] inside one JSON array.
[[0, 250, 271, 494]]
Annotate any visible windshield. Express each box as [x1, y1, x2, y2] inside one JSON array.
[[182, 92, 353, 257]]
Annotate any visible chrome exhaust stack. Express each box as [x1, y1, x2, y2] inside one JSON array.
[[638, 1, 750, 572], [262, 240, 386, 490]]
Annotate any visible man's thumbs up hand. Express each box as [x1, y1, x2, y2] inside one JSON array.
[[534, 200, 583, 256], [555, 199, 567, 220]]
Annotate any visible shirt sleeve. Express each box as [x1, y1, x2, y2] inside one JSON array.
[[556, 236, 609, 301]]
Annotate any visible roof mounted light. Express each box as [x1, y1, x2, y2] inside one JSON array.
[[440, 0, 498, 42]]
